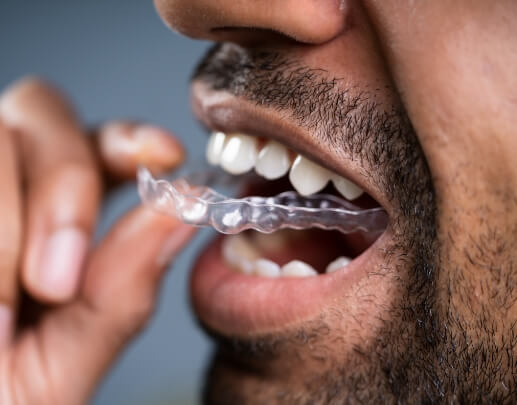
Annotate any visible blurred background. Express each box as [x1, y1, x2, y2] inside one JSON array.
[[1, 1, 213, 404]]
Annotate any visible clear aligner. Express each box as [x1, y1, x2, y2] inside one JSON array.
[[137, 166, 388, 235]]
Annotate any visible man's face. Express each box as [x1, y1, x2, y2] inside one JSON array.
[[156, 1, 517, 402]]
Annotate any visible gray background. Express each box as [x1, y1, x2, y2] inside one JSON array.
[[1, 1, 213, 404]]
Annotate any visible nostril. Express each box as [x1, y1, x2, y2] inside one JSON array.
[[210, 27, 300, 47], [155, 0, 350, 45]]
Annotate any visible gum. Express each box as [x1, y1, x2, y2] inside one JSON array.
[[138, 166, 388, 235]]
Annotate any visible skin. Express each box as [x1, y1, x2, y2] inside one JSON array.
[[157, 0, 517, 403], [1, 0, 516, 404], [0, 78, 195, 404]]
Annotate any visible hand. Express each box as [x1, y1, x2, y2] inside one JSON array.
[[0, 78, 195, 405]]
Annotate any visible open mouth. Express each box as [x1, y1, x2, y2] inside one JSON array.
[[206, 131, 384, 277], [189, 82, 393, 335]]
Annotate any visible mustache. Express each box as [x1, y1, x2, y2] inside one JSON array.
[[192, 44, 435, 223], [192, 43, 380, 155]]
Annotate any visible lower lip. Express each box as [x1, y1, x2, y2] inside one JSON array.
[[190, 228, 392, 336]]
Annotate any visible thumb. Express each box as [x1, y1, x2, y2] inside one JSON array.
[[83, 206, 195, 327], [25, 207, 195, 405]]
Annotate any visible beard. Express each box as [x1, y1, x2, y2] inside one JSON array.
[[191, 43, 517, 404]]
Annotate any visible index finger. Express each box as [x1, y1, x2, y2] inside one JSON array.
[[0, 121, 22, 349], [0, 78, 101, 303]]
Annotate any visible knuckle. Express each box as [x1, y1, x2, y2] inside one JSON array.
[[37, 160, 101, 195], [30, 162, 102, 230], [52, 162, 100, 187]]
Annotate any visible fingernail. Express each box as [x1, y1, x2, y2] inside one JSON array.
[[133, 125, 184, 170], [0, 305, 13, 350], [38, 227, 88, 300]]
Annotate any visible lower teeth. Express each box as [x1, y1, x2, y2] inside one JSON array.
[[281, 260, 318, 277], [222, 234, 352, 278], [253, 259, 281, 277], [326, 256, 352, 273]]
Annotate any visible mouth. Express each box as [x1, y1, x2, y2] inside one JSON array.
[[190, 80, 393, 336]]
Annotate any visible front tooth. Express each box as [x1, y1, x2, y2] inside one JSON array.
[[253, 259, 281, 278], [281, 260, 318, 277], [332, 175, 364, 200], [206, 131, 227, 165], [220, 133, 258, 175], [222, 235, 260, 274], [255, 141, 291, 180], [325, 256, 351, 273], [289, 155, 331, 196]]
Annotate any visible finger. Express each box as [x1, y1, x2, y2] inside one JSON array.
[[94, 121, 185, 181], [0, 122, 22, 349], [82, 207, 195, 329], [30, 207, 195, 404], [0, 77, 101, 303]]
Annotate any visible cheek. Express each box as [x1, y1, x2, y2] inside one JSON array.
[[360, 0, 517, 250], [386, 21, 517, 320], [434, 162, 517, 331]]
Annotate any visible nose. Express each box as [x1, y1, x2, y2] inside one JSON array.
[[154, 0, 349, 44]]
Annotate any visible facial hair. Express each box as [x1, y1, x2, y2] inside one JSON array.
[[191, 43, 517, 404]]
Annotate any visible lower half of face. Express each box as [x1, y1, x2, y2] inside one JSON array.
[[186, 31, 517, 405], [184, 42, 434, 403]]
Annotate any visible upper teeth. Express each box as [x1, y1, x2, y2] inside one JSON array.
[[289, 155, 332, 196], [206, 131, 226, 165], [206, 132, 364, 200], [220, 133, 259, 175], [331, 175, 364, 201], [255, 140, 291, 180]]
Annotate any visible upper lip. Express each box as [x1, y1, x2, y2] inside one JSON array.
[[189, 78, 395, 336], [190, 80, 393, 217]]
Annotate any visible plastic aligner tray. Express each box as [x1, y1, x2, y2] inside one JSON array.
[[138, 166, 388, 235]]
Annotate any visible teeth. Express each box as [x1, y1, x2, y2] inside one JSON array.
[[251, 229, 305, 252], [209, 132, 365, 201], [206, 131, 227, 165], [221, 236, 320, 278], [220, 133, 258, 175], [289, 155, 331, 196], [222, 235, 260, 275], [325, 256, 351, 273], [255, 141, 291, 180], [253, 259, 281, 278], [281, 260, 318, 277], [332, 175, 364, 200]]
